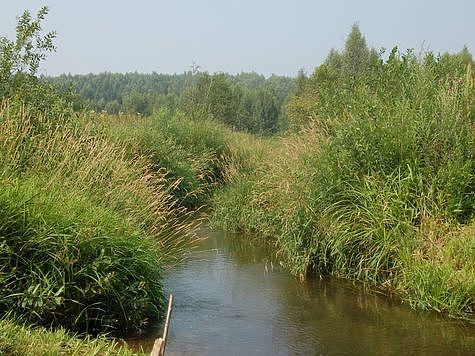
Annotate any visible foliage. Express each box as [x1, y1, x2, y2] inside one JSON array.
[[0, 6, 56, 96], [47, 70, 294, 135], [212, 24, 475, 319], [87, 109, 234, 209], [0, 8, 197, 337], [0, 102, 194, 334], [0, 7, 73, 120], [48, 71, 187, 115]]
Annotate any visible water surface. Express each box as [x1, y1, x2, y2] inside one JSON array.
[[131, 224, 475, 355]]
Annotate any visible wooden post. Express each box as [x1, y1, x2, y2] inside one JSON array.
[[150, 294, 174, 356], [151, 338, 164, 356]]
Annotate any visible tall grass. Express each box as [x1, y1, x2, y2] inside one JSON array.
[[0, 101, 193, 334], [211, 50, 475, 318], [0, 318, 140, 355], [86, 109, 233, 209]]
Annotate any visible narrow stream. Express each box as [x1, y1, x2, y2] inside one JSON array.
[[130, 224, 475, 355]]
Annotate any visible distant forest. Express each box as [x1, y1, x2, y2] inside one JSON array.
[[46, 71, 295, 135]]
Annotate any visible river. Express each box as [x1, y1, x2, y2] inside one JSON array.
[[129, 224, 475, 355]]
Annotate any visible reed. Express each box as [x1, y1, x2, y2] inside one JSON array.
[[211, 50, 475, 318], [85, 109, 233, 209]]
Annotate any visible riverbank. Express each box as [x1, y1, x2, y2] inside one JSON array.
[[0, 319, 145, 356], [211, 46, 475, 319]]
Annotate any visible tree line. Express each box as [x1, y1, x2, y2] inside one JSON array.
[[46, 70, 294, 135]]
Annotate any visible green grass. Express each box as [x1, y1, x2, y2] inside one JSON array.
[[211, 50, 475, 319], [0, 318, 142, 355], [0, 102, 194, 335], [399, 223, 475, 317], [86, 109, 233, 209]]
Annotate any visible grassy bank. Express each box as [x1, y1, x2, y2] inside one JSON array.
[[211, 41, 475, 319], [0, 318, 142, 355], [85, 109, 234, 209], [0, 100, 196, 337], [0, 8, 244, 351], [0, 101, 250, 352]]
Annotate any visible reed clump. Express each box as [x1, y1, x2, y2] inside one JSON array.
[[211, 47, 475, 318]]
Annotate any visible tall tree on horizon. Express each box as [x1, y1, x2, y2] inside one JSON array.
[[342, 23, 370, 77]]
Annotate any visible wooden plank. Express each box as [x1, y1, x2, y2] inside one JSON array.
[[150, 294, 174, 356], [162, 294, 174, 341], [150, 338, 164, 356]]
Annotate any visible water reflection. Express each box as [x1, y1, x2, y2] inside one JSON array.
[[131, 225, 475, 355]]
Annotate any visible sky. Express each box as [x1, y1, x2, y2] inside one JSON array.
[[1, 1, 474, 77]]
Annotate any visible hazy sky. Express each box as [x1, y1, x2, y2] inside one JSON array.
[[1, 1, 474, 77]]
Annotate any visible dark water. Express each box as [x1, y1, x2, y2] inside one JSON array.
[[129, 224, 475, 355]]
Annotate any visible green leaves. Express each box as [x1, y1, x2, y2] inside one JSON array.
[[0, 7, 56, 96]]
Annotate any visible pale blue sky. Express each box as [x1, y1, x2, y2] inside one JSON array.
[[1, 1, 474, 77]]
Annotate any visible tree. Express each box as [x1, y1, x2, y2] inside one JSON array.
[[0, 7, 56, 96], [251, 88, 279, 135], [123, 88, 150, 115], [293, 69, 309, 96], [342, 23, 370, 77]]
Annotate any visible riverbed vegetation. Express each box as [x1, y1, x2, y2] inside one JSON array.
[[0, 318, 143, 356], [0, 7, 196, 354], [1, 6, 474, 356], [84, 110, 235, 209], [211, 25, 475, 319]]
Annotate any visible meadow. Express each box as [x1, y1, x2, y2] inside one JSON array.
[[1, 7, 473, 355]]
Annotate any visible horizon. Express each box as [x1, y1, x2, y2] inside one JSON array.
[[1, 1, 474, 77]]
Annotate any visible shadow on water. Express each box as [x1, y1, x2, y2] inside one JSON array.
[[128, 224, 475, 355]]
